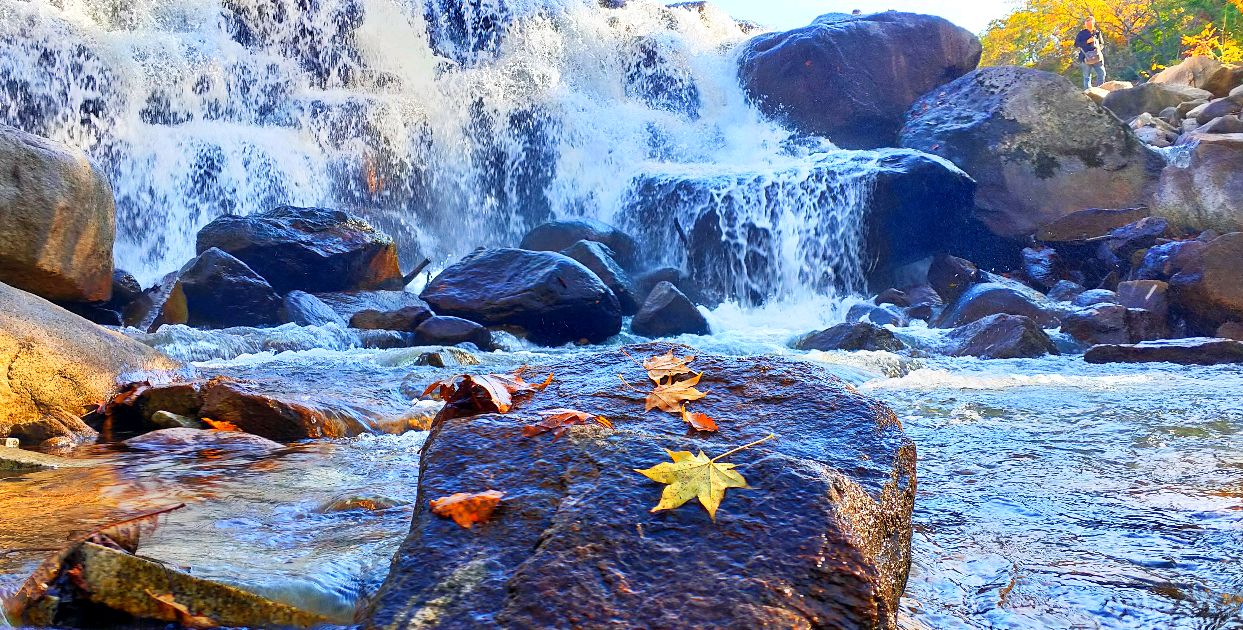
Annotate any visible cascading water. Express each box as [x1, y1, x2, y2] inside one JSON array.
[[0, 0, 876, 302]]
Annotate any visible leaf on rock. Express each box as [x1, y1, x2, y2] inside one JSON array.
[[641, 350, 695, 384], [680, 406, 719, 432], [522, 409, 613, 440], [146, 591, 217, 629], [421, 367, 554, 418], [634, 434, 774, 520], [430, 490, 505, 529], [202, 418, 241, 432], [645, 372, 708, 413], [635, 450, 746, 521]]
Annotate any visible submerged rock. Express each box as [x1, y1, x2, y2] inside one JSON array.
[[0, 282, 183, 447], [0, 125, 115, 303], [124, 427, 282, 451], [1085, 338, 1243, 365], [795, 322, 906, 352], [196, 205, 403, 293], [900, 66, 1162, 238], [421, 248, 622, 346], [631, 281, 709, 338], [944, 314, 1058, 359], [369, 344, 916, 629], [738, 11, 980, 149], [199, 377, 383, 441]]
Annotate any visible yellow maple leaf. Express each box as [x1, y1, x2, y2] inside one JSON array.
[[645, 372, 707, 413], [634, 434, 774, 521]]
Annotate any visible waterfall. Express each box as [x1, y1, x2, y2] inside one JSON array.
[[0, 0, 877, 301]]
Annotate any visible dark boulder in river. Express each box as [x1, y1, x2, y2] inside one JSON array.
[[794, 322, 906, 352], [630, 281, 709, 338], [900, 67, 1163, 238], [1085, 338, 1243, 365], [421, 248, 622, 346], [936, 280, 1061, 328], [196, 205, 404, 294], [368, 344, 916, 629], [944, 313, 1058, 359], [413, 315, 493, 350], [737, 12, 980, 149], [1167, 232, 1243, 334], [178, 248, 286, 329], [519, 219, 640, 271], [560, 239, 639, 315]]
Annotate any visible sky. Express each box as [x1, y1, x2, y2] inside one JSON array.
[[704, 0, 1017, 34]]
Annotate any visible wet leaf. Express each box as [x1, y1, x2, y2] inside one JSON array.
[[642, 350, 696, 384], [430, 490, 504, 529], [680, 406, 719, 433], [146, 591, 216, 629], [201, 418, 241, 432], [421, 367, 553, 418], [522, 409, 613, 440], [634, 434, 774, 520], [645, 372, 708, 413]]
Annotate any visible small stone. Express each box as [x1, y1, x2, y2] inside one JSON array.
[[3, 437, 17, 448]]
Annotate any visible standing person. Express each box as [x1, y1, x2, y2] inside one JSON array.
[[1075, 17, 1106, 90]]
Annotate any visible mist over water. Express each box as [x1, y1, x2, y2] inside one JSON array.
[[0, 0, 876, 299]]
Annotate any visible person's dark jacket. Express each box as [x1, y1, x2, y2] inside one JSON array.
[[1075, 28, 1103, 63]]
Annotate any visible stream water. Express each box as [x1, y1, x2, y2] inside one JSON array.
[[4, 309, 1243, 629]]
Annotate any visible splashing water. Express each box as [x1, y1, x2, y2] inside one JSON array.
[[0, 0, 879, 298]]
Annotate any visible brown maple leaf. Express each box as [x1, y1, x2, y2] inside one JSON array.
[[430, 490, 505, 528], [421, 367, 554, 418], [645, 372, 708, 413], [641, 350, 696, 384], [680, 406, 719, 432], [522, 409, 613, 440]]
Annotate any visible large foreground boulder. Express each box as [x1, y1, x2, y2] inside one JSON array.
[[196, 206, 403, 293], [369, 344, 916, 628], [0, 125, 115, 302], [900, 67, 1163, 238], [1153, 137, 1243, 232], [0, 282, 183, 446], [737, 12, 980, 149], [421, 248, 622, 346]]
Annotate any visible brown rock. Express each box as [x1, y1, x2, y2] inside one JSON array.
[[944, 313, 1057, 359], [1117, 280, 1169, 318], [927, 254, 980, 304], [0, 125, 115, 302], [794, 322, 907, 352], [1149, 56, 1243, 98], [1085, 338, 1243, 365], [1155, 137, 1243, 232], [350, 306, 432, 332], [1168, 232, 1243, 332], [0, 282, 183, 446], [368, 344, 916, 629], [1037, 208, 1151, 242], [935, 281, 1060, 328], [1217, 322, 1243, 341], [199, 377, 384, 441]]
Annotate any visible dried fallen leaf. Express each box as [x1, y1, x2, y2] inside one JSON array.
[[430, 490, 505, 529], [146, 591, 217, 629], [201, 417, 241, 432], [641, 350, 696, 384], [634, 435, 774, 521], [680, 406, 719, 433], [645, 372, 708, 413], [522, 409, 613, 440], [421, 367, 553, 418]]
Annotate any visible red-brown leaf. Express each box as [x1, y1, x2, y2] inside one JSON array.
[[680, 406, 719, 432], [522, 409, 613, 439], [430, 490, 504, 528]]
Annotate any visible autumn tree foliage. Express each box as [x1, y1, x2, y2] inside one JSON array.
[[981, 0, 1243, 80]]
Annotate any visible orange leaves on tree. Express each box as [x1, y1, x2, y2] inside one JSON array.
[[644, 372, 708, 413], [522, 409, 613, 440], [680, 406, 718, 433], [430, 490, 504, 529], [202, 418, 241, 432], [422, 366, 554, 418]]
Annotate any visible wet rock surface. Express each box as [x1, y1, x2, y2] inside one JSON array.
[[1084, 338, 1243, 365], [631, 281, 709, 338], [421, 248, 622, 346], [196, 206, 404, 294], [944, 314, 1057, 359], [738, 12, 980, 149], [519, 219, 640, 271], [369, 344, 917, 630], [0, 282, 183, 447], [795, 322, 906, 352], [560, 239, 639, 315], [935, 281, 1060, 328], [177, 248, 286, 329], [199, 377, 388, 441], [413, 316, 493, 350]]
